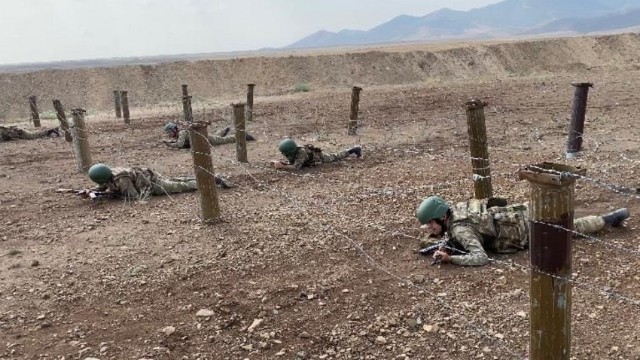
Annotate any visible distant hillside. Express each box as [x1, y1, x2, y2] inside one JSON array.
[[2, 32, 640, 122], [524, 8, 640, 34], [287, 0, 640, 49]]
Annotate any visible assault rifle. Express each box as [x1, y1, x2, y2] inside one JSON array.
[[56, 188, 118, 200], [418, 236, 466, 265]]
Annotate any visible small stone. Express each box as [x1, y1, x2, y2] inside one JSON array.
[[494, 333, 504, 340], [241, 344, 253, 351], [299, 331, 311, 339], [160, 326, 176, 336], [423, 324, 434, 332], [31, 260, 40, 267], [376, 336, 387, 344], [247, 318, 263, 333], [516, 311, 526, 318], [275, 350, 286, 356], [196, 309, 214, 318]]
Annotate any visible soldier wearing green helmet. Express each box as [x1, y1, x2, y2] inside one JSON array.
[[271, 138, 362, 170], [416, 195, 630, 266], [87, 163, 234, 200], [163, 122, 255, 149]]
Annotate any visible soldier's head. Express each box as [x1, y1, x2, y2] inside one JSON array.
[[88, 163, 113, 185], [164, 122, 179, 138], [278, 138, 298, 157], [416, 196, 451, 236]]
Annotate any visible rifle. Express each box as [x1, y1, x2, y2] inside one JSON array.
[[418, 236, 466, 265], [56, 188, 118, 200]]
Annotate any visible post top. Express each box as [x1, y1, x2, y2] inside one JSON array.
[[518, 162, 586, 186], [352, 86, 363, 91], [571, 82, 593, 88], [231, 102, 246, 108], [247, 83, 256, 87], [71, 108, 87, 114], [465, 99, 488, 109]]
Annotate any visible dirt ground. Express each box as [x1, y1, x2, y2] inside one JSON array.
[[2, 39, 640, 360]]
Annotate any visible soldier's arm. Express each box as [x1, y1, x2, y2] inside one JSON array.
[[448, 226, 489, 266], [291, 151, 309, 170], [113, 177, 140, 199], [165, 131, 188, 148]]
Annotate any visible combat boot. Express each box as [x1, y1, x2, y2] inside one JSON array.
[[215, 175, 235, 189], [220, 126, 231, 137], [602, 208, 630, 227], [347, 146, 362, 158], [245, 133, 256, 141]]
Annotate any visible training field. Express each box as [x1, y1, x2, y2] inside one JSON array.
[[1, 34, 640, 359]]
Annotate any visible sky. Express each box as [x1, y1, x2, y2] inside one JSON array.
[[0, 0, 503, 65]]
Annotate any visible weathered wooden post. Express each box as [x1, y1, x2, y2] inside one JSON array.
[[52, 99, 73, 142], [120, 90, 130, 124], [189, 121, 221, 221], [182, 95, 193, 123], [113, 90, 122, 119], [28, 95, 41, 127], [347, 86, 362, 135], [566, 82, 593, 159], [518, 162, 583, 360], [246, 83, 255, 122], [70, 108, 92, 173], [182, 84, 189, 97], [233, 103, 248, 163], [465, 99, 492, 199]]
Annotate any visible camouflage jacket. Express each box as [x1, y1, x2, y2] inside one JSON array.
[[285, 145, 323, 169], [166, 129, 191, 149], [445, 199, 528, 266], [96, 167, 159, 199]]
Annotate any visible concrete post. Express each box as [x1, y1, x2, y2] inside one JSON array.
[[465, 99, 492, 199], [52, 99, 73, 142], [120, 90, 130, 124], [232, 103, 248, 163], [518, 162, 584, 360], [246, 83, 255, 122], [189, 122, 221, 221], [70, 108, 92, 173], [348, 86, 362, 135], [113, 90, 122, 119], [566, 82, 593, 159], [28, 95, 41, 127]]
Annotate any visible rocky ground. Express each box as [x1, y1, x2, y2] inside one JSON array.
[[1, 66, 640, 360]]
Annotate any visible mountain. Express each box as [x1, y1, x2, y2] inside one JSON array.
[[286, 0, 640, 49]]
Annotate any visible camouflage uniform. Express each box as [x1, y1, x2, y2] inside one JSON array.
[[284, 145, 351, 170], [93, 167, 199, 199], [434, 199, 606, 266], [0, 126, 57, 142], [166, 129, 235, 149]]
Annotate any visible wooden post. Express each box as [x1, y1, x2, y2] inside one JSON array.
[[52, 99, 73, 143], [566, 82, 593, 159], [518, 162, 583, 360], [182, 95, 193, 123], [465, 99, 492, 199], [189, 122, 221, 221], [120, 90, 130, 124], [233, 103, 248, 163], [70, 108, 92, 173], [113, 90, 122, 119], [347, 86, 362, 135], [246, 83, 255, 122], [28, 95, 41, 127], [182, 84, 189, 96]]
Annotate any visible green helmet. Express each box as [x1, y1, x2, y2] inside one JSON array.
[[278, 138, 298, 156], [88, 163, 113, 184], [416, 196, 450, 225], [164, 122, 178, 133]]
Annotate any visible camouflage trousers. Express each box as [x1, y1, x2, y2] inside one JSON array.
[[19, 129, 51, 140], [320, 150, 350, 163], [208, 134, 236, 146], [150, 176, 198, 195]]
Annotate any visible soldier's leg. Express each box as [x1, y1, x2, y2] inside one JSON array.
[[151, 177, 198, 195], [18, 128, 50, 139], [207, 134, 236, 146], [320, 150, 350, 163], [574, 216, 605, 235]]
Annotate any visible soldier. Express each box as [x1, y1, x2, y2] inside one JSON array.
[[0, 125, 59, 142], [87, 163, 234, 200], [163, 122, 256, 149], [415, 195, 630, 266], [270, 138, 362, 170]]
